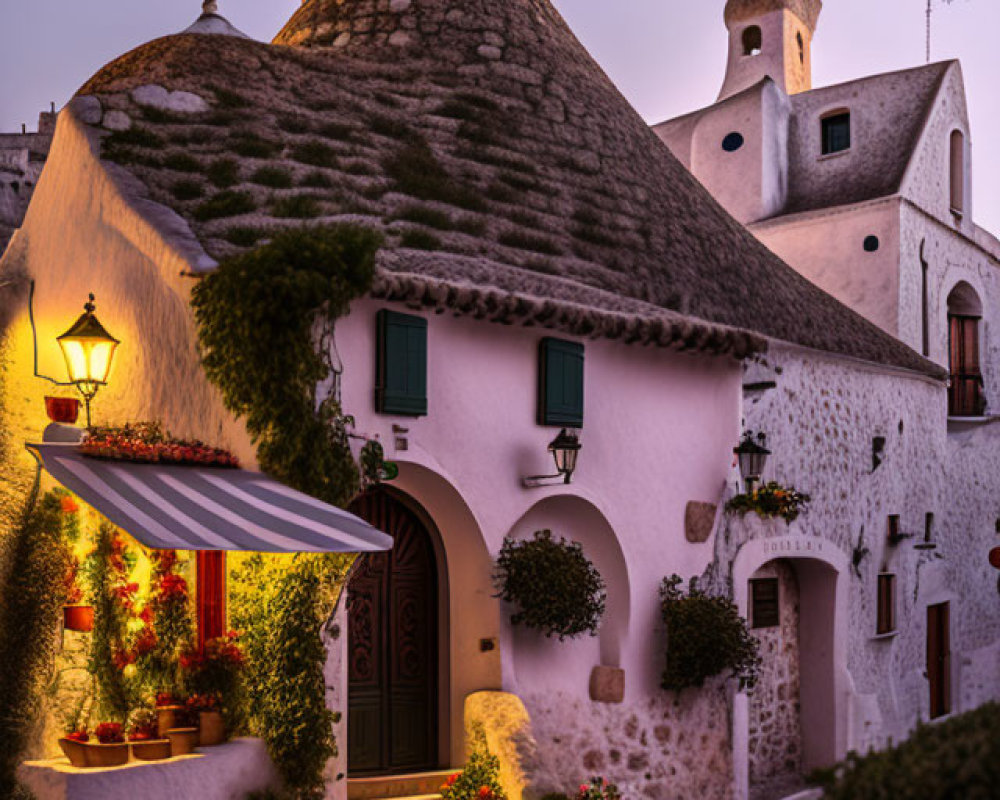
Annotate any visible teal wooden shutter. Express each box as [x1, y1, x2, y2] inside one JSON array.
[[376, 310, 428, 416], [538, 338, 584, 427]]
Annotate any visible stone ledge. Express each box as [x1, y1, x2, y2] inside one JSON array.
[[18, 738, 279, 800]]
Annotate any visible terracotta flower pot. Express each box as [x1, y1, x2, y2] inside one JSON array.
[[45, 396, 80, 424], [58, 737, 88, 768], [85, 742, 130, 767], [167, 728, 199, 756], [156, 705, 182, 738], [130, 738, 172, 761], [63, 604, 94, 633], [198, 711, 225, 746]]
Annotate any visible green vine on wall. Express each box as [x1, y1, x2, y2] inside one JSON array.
[[0, 488, 73, 798], [191, 224, 381, 508]]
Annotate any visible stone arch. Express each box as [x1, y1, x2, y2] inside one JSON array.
[[947, 280, 982, 317], [730, 536, 850, 800], [499, 493, 631, 701]]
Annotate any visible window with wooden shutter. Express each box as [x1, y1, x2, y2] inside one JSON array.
[[538, 338, 584, 427], [750, 578, 780, 629], [876, 573, 896, 635], [375, 310, 428, 416]]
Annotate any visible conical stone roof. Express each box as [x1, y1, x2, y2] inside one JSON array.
[[70, 0, 938, 375]]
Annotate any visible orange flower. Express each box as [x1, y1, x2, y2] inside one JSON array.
[[60, 495, 79, 514]]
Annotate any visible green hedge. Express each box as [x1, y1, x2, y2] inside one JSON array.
[[813, 703, 1000, 799]]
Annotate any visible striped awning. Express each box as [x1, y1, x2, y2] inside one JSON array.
[[27, 443, 393, 553]]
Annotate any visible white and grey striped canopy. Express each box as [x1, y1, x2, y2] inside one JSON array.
[[28, 443, 393, 553]]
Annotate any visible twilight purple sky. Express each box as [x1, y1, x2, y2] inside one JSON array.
[[2, 1, 998, 229]]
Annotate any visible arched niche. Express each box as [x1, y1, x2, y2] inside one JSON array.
[[742, 25, 762, 56], [946, 280, 984, 417], [499, 493, 631, 701], [947, 280, 982, 317]]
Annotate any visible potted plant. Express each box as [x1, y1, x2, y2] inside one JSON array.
[[181, 631, 244, 745], [87, 722, 129, 767], [166, 705, 200, 756], [155, 691, 184, 738], [58, 729, 90, 768], [129, 709, 171, 761], [63, 554, 94, 633], [576, 778, 622, 800], [188, 694, 225, 746]]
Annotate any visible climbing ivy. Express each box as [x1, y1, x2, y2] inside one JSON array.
[[0, 489, 73, 798], [191, 224, 381, 508], [230, 554, 351, 800]]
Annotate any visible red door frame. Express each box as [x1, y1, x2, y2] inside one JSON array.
[[196, 551, 226, 650]]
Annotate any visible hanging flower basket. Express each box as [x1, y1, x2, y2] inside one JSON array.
[[63, 604, 94, 632]]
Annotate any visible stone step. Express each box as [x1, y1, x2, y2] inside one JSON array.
[[348, 770, 456, 799]]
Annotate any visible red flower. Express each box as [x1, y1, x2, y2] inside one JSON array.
[[59, 495, 79, 514], [478, 788, 493, 799], [95, 723, 124, 744], [65, 730, 89, 743], [134, 627, 158, 656], [139, 606, 154, 625], [155, 692, 177, 707], [446, 774, 459, 787]]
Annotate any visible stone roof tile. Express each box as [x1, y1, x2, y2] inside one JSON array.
[[72, 0, 943, 378]]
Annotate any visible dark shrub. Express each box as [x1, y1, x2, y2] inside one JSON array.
[[163, 152, 202, 173], [399, 229, 442, 251], [170, 180, 204, 201], [291, 141, 338, 169], [207, 158, 241, 188], [251, 167, 294, 189], [659, 575, 760, 692], [272, 195, 322, 219]]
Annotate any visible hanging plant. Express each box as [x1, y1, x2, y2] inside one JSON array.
[[191, 224, 381, 508], [494, 530, 606, 640], [659, 575, 760, 692]]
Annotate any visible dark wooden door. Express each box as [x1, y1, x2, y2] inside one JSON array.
[[347, 491, 438, 776], [949, 315, 983, 416], [927, 602, 951, 719]]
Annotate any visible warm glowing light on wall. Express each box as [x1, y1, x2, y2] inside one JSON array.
[[56, 294, 119, 427], [523, 428, 582, 487]]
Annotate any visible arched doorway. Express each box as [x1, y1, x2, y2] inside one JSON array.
[[347, 489, 440, 776]]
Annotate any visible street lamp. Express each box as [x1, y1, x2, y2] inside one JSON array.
[[524, 429, 582, 487], [734, 431, 770, 493], [56, 294, 119, 428]]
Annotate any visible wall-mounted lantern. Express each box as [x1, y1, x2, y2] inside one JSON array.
[[523, 429, 582, 488], [734, 431, 770, 492], [56, 294, 119, 427]]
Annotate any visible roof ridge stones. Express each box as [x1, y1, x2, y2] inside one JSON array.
[[72, 0, 942, 378]]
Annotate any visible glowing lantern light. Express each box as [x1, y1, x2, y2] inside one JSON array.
[[56, 294, 119, 427]]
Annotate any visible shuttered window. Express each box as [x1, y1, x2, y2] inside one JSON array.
[[876, 574, 896, 635], [375, 310, 428, 416], [538, 338, 584, 427], [750, 578, 780, 629]]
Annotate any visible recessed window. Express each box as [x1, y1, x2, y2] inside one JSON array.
[[876, 574, 896, 635], [538, 338, 584, 427], [375, 310, 428, 416], [722, 132, 745, 152], [750, 578, 780, 629], [742, 26, 762, 56], [821, 111, 851, 155], [947, 282, 984, 417], [950, 130, 966, 215], [864, 235, 880, 253], [797, 31, 805, 64]]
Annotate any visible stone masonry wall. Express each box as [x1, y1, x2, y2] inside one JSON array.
[[519, 685, 733, 800]]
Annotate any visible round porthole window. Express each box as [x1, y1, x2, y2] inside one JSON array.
[[722, 132, 745, 152], [864, 235, 880, 252]]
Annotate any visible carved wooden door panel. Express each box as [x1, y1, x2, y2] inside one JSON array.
[[348, 491, 438, 775]]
